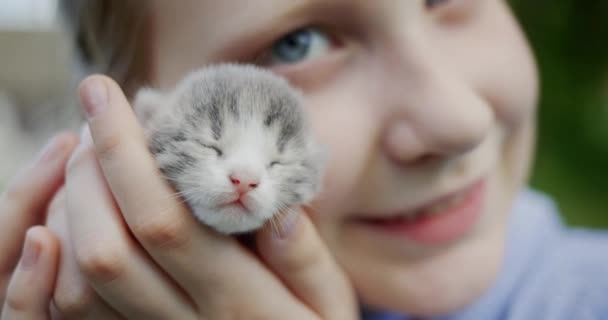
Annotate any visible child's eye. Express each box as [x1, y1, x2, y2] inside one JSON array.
[[262, 28, 331, 66], [425, 0, 451, 10]]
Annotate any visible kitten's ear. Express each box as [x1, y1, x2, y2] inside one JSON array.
[[133, 88, 164, 126]]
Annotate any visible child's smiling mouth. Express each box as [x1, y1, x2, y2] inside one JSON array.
[[353, 179, 486, 245]]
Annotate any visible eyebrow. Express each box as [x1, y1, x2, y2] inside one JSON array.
[[272, 0, 365, 26]]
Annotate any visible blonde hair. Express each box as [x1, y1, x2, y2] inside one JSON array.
[[60, 0, 150, 97]]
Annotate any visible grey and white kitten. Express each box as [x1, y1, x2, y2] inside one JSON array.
[[134, 64, 325, 234]]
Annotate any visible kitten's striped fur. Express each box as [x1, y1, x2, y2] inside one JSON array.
[[134, 64, 325, 234]]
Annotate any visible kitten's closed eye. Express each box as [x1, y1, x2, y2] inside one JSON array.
[[269, 160, 281, 168], [195, 138, 224, 157], [206, 145, 223, 157]]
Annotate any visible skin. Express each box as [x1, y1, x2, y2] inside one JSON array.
[[0, 133, 78, 319], [0, 0, 538, 318]]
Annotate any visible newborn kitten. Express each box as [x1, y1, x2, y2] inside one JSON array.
[[134, 64, 325, 234]]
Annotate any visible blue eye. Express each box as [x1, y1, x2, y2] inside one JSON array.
[[267, 28, 331, 65]]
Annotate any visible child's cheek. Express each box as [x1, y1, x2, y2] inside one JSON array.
[[302, 90, 377, 220], [434, 0, 539, 131], [473, 1, 539, 130], [483, 45, 538, 131]]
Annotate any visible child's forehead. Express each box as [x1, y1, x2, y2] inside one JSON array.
[[151, 0, 415, 24]]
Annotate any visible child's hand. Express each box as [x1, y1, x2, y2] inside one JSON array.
[[0, 132, 78, 315], [49, 75, 357, 319]]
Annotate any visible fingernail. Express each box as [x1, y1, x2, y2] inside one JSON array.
[[20, 231, 41, 270], [38, 135, 62, 163], [80, 78, 108, 118], [275, 211, 301, 240]]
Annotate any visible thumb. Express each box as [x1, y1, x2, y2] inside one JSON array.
[[256, 209, 357, 320]]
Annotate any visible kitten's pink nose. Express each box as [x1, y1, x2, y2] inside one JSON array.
[[229, 172, 260, 194]]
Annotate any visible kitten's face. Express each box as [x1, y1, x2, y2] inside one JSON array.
[[138, 66, 324, 234], [160, 117, 321, 234]]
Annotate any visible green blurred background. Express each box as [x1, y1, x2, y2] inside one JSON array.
[[510, 1, 608, 227]]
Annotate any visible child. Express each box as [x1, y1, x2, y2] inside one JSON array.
[[1, 0, 607, 319]]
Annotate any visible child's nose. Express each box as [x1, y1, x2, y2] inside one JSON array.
[[380, 49, 493, 164], [229, 172, 260, 194]]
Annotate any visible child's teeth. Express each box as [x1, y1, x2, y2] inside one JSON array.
[[380, 192, 468, 223], [425, 194, 466, 215]]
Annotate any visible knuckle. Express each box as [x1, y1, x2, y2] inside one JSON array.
[[1, 178, 29, 206], [6, 294, 30, 312], [134, 215, 190, 249], [95, 134, 123, 163], [5, 288, 29, 313], [53, 284, 95, 318], [75, 245, 126, 284], [281, 246, 324, 274]]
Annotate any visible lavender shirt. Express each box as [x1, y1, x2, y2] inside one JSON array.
[[361, 189, 608, 320]]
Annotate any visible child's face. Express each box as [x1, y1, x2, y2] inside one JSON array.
[[149, 0, 538, 315]]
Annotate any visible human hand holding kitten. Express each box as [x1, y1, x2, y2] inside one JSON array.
[[134, 64, 326, 234], [0, 72, 355, 320]]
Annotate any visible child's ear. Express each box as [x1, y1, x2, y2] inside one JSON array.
[[133, 88, 164, 126]]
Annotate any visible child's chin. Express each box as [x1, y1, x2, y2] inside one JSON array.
[[354, 226, 504, 317]]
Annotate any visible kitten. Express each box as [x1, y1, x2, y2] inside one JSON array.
[[134, 64, 325, 234]]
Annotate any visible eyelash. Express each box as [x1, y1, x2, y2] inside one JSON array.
[[425, 0, 451, 10], [426, 0, 478, 24]]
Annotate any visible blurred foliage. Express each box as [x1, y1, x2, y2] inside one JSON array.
[[509, 1, 608, 227]]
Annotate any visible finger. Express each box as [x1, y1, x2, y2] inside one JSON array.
[[2, 227, 59, 320], [0, 133, 78, 274], [77, 75, 214, 254], [257, 210, 357, 320], [46, 189, 124, 320], [77, 75, 227, 291], [78, 75, 317, 319], [65, 136, 196, 320]]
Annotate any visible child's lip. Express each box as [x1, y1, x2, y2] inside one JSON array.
[[356, 179, 482, 220], [352, 179, 486, 245]]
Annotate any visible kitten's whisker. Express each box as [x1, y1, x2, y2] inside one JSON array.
[[152, 189, 200, 205], [274, 210, 291, 236], [268, 216, 280, 237], [123, 174, 203, 209], [271, 204, 300, 234]]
